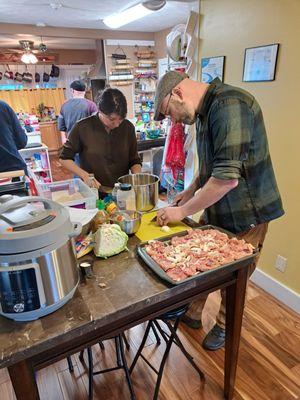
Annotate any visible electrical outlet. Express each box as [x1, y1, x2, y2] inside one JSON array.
[[275, 255, 287, 272]]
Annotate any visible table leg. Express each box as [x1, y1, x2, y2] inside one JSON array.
[[224, 266, 249, 399], [8, 359, 39, 400]]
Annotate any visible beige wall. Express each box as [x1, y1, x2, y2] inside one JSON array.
[[54, 49, 96, 64], [0, 23, 155, 41], [200, 0, 300, 293], [154, 27, 172, 59]]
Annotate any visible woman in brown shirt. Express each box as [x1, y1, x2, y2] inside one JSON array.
[[60, 88, 141, 190]]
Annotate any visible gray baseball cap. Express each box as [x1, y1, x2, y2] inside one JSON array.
[[154, 71, 188, 121]]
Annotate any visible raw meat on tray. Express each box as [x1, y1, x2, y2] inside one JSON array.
[[145, 229, 254, 282]]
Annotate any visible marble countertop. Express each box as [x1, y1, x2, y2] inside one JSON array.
[[0, 235, 200, 368], [0, 222, 250, 369]]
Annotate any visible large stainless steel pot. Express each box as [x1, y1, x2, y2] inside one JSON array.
[[118, 173, 159, 212], [0, 195, 81, 321]]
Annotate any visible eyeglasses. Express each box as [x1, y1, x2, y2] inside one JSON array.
[[162, 93, 172, 118]]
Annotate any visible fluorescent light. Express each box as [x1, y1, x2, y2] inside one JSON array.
[[103, 3, 154, 29]]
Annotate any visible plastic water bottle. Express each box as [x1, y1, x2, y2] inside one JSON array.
[[111, 183, 120, 203], [88, 173, 99, 200]]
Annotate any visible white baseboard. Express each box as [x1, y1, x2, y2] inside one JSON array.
[[251, 268, 300, 314]]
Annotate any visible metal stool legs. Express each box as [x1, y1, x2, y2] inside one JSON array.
[[66, 356, 74, 373], [130, 315, 205, 400], [80, 334, 136, 400]]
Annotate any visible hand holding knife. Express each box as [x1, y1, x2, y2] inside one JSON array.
[[155, 201, 185, 226]]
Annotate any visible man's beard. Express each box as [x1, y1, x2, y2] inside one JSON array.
[[181, 111, 196, 125]]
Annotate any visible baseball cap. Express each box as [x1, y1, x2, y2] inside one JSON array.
[[70, 80, 86, 92], [154, 71, 188, 121]]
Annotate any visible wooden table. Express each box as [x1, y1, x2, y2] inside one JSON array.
[[0, 226, 252, 400]]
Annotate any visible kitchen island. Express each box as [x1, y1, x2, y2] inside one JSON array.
[[0, 220, 251, 400]]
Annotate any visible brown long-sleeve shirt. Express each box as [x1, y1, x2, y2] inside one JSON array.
[[60, 114, 141, 187]]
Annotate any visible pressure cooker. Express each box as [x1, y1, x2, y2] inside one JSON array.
[[0, 195, 81, 322]]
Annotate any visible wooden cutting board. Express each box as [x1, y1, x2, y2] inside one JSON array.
[[135, 211, 189, 242]]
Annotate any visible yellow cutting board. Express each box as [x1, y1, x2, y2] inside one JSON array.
[[135, 211, 189, 242]]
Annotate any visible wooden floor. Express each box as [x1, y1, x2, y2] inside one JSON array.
[[1, 283, 300, 400]]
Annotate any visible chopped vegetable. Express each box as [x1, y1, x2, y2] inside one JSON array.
[[94, 223, 128, 258], [160, 225, 171, 232]]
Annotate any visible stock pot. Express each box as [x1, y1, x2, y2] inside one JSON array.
[[118, 173, 159, 212]]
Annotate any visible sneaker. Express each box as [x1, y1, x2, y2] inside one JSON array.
[[180, 314, 202, 329], [202, 324, 226, 351]]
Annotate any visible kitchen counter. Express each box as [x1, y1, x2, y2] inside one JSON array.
[[137, 137, 166, 151], [0, 220, 251, 400]]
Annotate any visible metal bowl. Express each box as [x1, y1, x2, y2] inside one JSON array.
[[118, 173, 159, 212], [112, 211, 141, 235]]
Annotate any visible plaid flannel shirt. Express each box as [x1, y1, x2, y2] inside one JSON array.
[[196, 78, 284, 234]]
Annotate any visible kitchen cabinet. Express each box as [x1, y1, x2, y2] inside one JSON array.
[[39, 121, 62, 154]]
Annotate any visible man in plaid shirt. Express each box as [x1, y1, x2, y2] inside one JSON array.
[[154, 71, 284, 350]]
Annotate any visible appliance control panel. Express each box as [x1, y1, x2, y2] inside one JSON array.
[[0, 265, 42, 313]]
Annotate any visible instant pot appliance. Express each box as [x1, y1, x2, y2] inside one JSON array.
[[0, 195, 81, 321]]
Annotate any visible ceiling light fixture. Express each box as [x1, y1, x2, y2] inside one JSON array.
[[19, 40, 38, 64], [21, 53, 31, 64], [103, 2, 160, 29], [21, 52, 38, 64]]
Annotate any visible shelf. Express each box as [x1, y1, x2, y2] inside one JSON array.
[[30, 168, 50, 173], [20, 144, 48, 152]]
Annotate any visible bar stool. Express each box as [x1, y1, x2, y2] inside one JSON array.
[[66, 333, 129, 372], [79, 333, 136, 400], [129, 305, 205, 400]]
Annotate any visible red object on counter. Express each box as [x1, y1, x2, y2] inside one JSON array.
[[28, 178, 38, 196]]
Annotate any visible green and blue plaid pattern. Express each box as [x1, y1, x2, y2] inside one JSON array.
[[196, 78, 284, 233]]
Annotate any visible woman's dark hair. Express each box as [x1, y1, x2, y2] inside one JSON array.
[[97, 87, 127, 119]]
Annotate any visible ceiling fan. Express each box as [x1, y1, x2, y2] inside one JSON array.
[[1, 39, 54, 55], [0, 38, 57, 65]]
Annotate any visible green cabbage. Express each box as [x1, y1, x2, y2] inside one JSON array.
[[94, 223, 128, 258]]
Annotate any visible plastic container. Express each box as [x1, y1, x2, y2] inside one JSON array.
[[117, 183, 136, 211], [37, 178, 97, 209]]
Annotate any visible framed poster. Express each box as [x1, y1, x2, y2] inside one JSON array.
[[243, 43, 279, 82], [201, 56, 225, 83]]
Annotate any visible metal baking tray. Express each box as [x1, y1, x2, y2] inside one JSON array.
[[136, 225, 259, 285]]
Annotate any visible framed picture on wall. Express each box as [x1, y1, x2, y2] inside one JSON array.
[[201, 56, 225, 83], [242, 43, 279, 82]]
